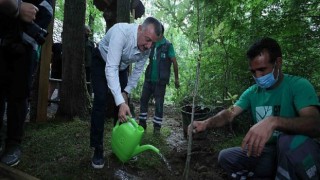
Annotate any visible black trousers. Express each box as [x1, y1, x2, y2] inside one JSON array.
[[0, 42, 33, 146], [139, 81, 166, 128], [90, 48, 128, 148]]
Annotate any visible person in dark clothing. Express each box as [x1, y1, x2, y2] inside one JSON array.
[[0, 0, 53, 166]]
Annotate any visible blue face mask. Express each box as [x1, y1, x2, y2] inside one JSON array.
[[253, 65, 279, 89]]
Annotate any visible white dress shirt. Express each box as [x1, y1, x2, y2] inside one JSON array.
[[98, 23, 150, 106]]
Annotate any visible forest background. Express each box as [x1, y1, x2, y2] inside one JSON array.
[[51, 0, 319, 119]]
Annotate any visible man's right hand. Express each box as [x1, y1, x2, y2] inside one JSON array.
[[118, 103, 132, 122], [19, 2, 38, 22], [188, 120, 207, 136]]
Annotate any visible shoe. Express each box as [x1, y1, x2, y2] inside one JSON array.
[[139, 121, 147, 130], [153, 126, 161, 135], [91, 147, 104, 169], [1, 145, 21, 166]]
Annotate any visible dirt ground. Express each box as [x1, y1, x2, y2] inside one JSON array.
[[117, 102, 229, 180]]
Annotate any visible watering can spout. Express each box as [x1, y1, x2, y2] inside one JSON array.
[[132, 144, 160, 157]]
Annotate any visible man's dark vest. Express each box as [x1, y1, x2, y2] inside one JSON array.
[[145, 40, 172, 85]]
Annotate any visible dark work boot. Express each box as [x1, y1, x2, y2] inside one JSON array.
[[153, 123, 161, 135], [91, 147, 104, 169]]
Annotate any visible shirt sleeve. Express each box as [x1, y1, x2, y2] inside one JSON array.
[[235, 86, 255, 111], [124, 56, 148, 94], [102, 29, 127, 106], [292, 78, 320, 111]]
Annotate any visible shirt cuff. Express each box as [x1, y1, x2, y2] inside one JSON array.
[[114, 94, 125, 106], [124, 87, 132, 94]]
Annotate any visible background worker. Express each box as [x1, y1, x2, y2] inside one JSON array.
[[139, 24, 179, 134]]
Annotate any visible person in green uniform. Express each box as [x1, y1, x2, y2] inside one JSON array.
[[139, 24, 179, 134], [189, 37, 320, 179]]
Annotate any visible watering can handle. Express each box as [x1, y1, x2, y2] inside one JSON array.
[[128, 116, 139, 128], [115, 116, 138, 128]]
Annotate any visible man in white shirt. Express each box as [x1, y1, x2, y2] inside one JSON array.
[[90, 17, 162, 169]]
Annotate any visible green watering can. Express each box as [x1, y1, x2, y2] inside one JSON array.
[[111, 117, 160, 163]]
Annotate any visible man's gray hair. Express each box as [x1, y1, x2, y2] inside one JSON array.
[[142, 17, 162, 37]]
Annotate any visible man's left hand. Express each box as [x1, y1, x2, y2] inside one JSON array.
[[241, 116, 275, 157]]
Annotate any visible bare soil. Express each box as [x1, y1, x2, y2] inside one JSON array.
[[120, 102, 229, 180]]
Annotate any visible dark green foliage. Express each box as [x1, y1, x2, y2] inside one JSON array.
[[150, 0, 319, 107]]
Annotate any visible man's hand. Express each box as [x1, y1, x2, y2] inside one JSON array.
[[241, 116, 275, 157], [174, 79, 180, 89], [19, 2, 38, 22], [188, 120, 207, 136], [118, 103, 132, 122]]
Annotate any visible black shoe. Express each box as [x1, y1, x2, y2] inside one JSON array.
[[1, 145, 21, 166], [91, 147, 104, 169], [139, 121, 147, 130]]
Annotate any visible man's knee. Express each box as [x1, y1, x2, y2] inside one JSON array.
[[217, 149, 227, 167], [218, 148, 233, 170]]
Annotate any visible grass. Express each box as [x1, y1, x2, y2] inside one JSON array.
[[17, 118, 171, 179]]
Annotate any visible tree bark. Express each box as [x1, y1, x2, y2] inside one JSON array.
[[57, 0, 91, 119], [117, 0, 130, 23]]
